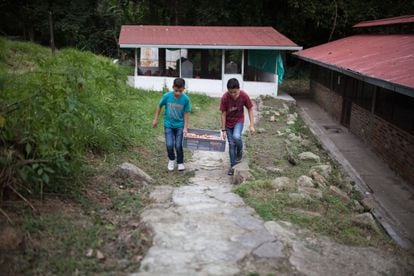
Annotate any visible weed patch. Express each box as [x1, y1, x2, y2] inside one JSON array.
[[238, 96, 395, 248]]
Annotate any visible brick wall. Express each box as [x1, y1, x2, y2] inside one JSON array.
[[349, 104, 414, 185], [371, 114, 414, 185], [350, 104, 371, 144], [311, 80, 342, 122]]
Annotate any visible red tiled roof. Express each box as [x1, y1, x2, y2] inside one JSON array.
[[353, 15, 414, 28], [294, 34, 414, 92], [119, 25, 301, 50]]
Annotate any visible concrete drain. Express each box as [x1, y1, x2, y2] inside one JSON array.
[[323, 125, 343, 133]]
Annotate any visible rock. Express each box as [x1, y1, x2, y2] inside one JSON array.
[[351, 213, 382, 234], [271, 177, 295, 190], [344, 183, 354, 193], [115, 162, 153, 185], [253, 240, 285, 258], [352, 200, 365, 213], [288, 133, 302, 142], [86, 248, 94, 257], [298, 187, 323, 199], [273, 111, 280, 116], [309, 165, 332, 179], [329, 186, 351, 202], [289, 192, 312, 201], [265, 167, 284, 174], [299, 152, 320, 163], [96, 249, 105, 260], [297, 175, 315, 188], [301, 139, 311, 147], [0, 226, 23, 250], [287, 154, 297, 166], [287, 120, 295, 125], [286, 147, 297, 166], [287, 114, 297, 122], [232, 162, 251, 185], [264, 221, 296, 242], [270, 115, 276, 122], [128, 221, 141, 228], [310, 171, 328, 188], [117, 259, 130, 270], [361, 197, 376, 211], [257, 128, 266, 133]]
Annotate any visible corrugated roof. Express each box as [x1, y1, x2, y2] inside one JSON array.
[[294, 34, 414, 95], [353, 15, 414, 28], [118, 25, 301, 50]]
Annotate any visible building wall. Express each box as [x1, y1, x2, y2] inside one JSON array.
[[130, 76, 278, 98], [370, 112, 414, 184], [311, 79, 414, 185], [350, 104, 372, 144], [311, 80, 342, 122]]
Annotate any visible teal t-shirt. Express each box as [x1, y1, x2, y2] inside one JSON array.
[[159, 92, 191, 128]]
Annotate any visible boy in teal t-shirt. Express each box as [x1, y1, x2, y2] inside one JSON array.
[[152, 78, 191, 171]]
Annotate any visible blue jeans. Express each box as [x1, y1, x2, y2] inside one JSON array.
[[164, 127, 184, 164], [226, 122, 244, 167]]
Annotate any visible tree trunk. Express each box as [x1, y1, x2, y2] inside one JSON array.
[[28, 26, 34, 42], [49, 11, 55, 54], [328, 0, 338, 42]]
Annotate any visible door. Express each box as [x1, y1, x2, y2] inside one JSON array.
[[222, 50, 244, 92], [341, 98, 352, 128]]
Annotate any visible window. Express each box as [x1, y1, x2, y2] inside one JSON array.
[[391, 93, 414, 134], [374, 88, 414, 134], [311, 65, 332, 88], [354, 82, 375, 110], [375, 87, 394, 120]]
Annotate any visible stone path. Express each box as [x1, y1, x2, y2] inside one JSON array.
[[132, 149, 413, 275]]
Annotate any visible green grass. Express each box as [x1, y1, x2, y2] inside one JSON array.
[[18, 213, 106, 274], [0, 37, 219, 198]]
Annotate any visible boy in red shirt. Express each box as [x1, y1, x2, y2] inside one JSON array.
[[220, 78, 255, 175]]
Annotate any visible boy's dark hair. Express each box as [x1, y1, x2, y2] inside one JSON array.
[[173, 78, 185, 88], [227, 78, 240, 89]]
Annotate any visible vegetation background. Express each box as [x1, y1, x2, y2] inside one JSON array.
[[1, 0, 413, 56]]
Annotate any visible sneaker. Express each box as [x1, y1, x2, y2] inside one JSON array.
[[168, 160, 175, 171], [227, 168, 234, 175], [178, 163, 185, 171], [236, 151, 243, 163]]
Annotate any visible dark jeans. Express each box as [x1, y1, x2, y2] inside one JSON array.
[[225, 122, 244, 167], [164, 127, 184, 164]]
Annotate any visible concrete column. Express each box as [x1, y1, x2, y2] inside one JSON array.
[[221, 49, 225, 79], [134, 48, 138, 77]]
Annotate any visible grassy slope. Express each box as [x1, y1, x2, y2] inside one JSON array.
[[0, 38, 219, 274]]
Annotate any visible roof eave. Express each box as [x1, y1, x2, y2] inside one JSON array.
[[294, 54, 414, 98], [119, 43, 302, 51]]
